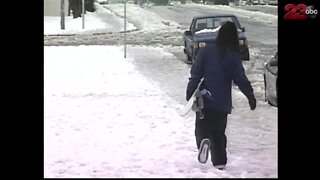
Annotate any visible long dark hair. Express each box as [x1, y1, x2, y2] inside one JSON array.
[[216, 21, 240, 57]]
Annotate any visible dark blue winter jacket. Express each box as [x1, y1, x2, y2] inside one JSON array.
[[186, 43, 254, 114]]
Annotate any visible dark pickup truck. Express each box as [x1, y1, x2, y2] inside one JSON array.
[[183, 14, 250, 63]]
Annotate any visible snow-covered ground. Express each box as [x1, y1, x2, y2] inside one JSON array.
[[185, 3, 277, 26], [44, 3, 136, 35], [44, 2, 277, 178], [102, 3, 181, 32], [44, 45, 277, 178]]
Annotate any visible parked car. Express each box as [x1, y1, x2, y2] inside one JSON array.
[[264, 52, 278, 107], [183, 14, 249, 63]]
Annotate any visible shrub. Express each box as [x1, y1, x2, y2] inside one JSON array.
[[85, 0, 96, 12]]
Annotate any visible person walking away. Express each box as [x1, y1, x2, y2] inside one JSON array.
[[186, 21, 257, 170]]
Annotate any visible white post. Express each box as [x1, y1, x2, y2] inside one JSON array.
[[61, 0, 65, 29], [82, 0, 85, 29], [124, 1, 127, 58]]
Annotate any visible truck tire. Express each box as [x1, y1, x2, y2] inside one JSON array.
[[185, 42, 192, 64], [192, 53, 196, 64], [264, 75, 272, 105], [186, 53, 192, 64]]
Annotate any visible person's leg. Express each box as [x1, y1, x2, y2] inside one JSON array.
[[195, 110, 212, 163], [195, 111, 211, 149], [207, 109, 228, 168]]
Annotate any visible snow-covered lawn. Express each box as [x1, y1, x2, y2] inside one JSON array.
[[44, 45, 277, 178], [44, 3, 136, 35]]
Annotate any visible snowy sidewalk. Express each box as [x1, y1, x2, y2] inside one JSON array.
[[44, 45, 277, 178], [44, 3, 136, 35], [44, 45, 197, 178]]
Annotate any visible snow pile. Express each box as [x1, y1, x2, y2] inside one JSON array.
[[103, 3, 181, 32], [195, 26, 221, 34]]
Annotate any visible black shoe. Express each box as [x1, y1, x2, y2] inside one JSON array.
[[214, 165, 226, 170], [197, 138, 210, 164]]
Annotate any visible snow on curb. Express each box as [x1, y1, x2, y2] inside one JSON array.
[[104, 3, 181, 32]]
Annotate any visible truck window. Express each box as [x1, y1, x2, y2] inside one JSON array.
[[193, 16, 241, 33], [195, 19, 208, 31], [194, 17, 240, 32], [213, 17, 236, 28]]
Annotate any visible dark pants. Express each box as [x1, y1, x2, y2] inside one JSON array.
[[195, 108, 228, 166]]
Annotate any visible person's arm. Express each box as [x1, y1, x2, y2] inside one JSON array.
[[227, 53, 256, 110], [186, 50, 205, 101]]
